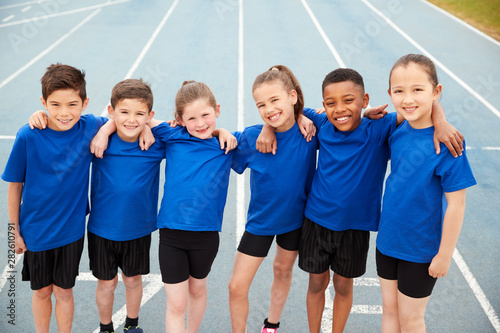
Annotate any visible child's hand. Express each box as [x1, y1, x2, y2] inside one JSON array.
[[217, 129, 237, 154], [29, 110, 48, 129], [433, 122, 464, 157], [15, 234, 27, 254], [315, 107, 325, 114], [364, 104, 389, 119], [256, 124, 277, 154], [139, 125, 155, 151], [297, 114, 316, 142], [166, 119, 180, 128], [90, 131, 109, 158], [428, 253, 452, 278]]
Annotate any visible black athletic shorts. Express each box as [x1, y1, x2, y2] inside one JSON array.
[[88, 232, 151, 280], [376, 248, 437, 298], [158, 228, 219, 284], [237, 228, 301, 257], [298, 218, 369, 278], [22, 236, 84, 290]]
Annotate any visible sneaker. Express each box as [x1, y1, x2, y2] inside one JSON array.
[[261, 326, 277, 333], [123, 327, 143, 333]]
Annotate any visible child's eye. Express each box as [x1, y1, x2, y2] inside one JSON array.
[[344, 99, 354, 103], [202, 113, 210, 117]]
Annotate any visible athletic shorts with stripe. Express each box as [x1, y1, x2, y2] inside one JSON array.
[[22, 236, 84, 290], [298, 218, 369, 278], [88, 232, 151, 280]]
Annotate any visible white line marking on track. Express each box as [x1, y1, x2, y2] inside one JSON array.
[[236, 0, 245, 245], [362, 0, 500, 119], [453, 248, 500, 332], [0, 0, 130, 28], [0, 1, 43, 10], [0, 9, 101, 90], [21, 6, 32, 13], [419, 0, 500, 48], [0, 253, 23, 295], [2, 14, 15, 22], [0, 135, 16, 139], [100, 0, 180, 117]]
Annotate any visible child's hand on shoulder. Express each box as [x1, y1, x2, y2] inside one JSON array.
[[29, 110, 48, 129], [217, 129, 237, 154], [297, 114, 316, 142], [256, 124, 277, 155], [428, 253, 452, 278], [433, 122, 464, 157], [139, 125, 155, 151], [363, 104, 389, 119], [166, 119, 181, 127]]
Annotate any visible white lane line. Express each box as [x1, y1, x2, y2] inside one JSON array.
[[2, 14, 15, 23], [0, 135, 16, 139], [100, 0, 180, 116], [0, 9, 101, 90], [0, 0, 130, 28], [0, 1, 48, 10], [236, 0, 245, 245], [362, 0, 500, 120], [419, 0, 500, 48], [453, 249, 500, 332], [21, 6, 32, 12], [300, 0, 346, 68], [0, 253, 23, 295]]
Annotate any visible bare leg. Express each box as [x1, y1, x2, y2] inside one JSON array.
[[95, 276, 118, 326], [267, 246, 298, 324], [398, 292, 430, 333], [122, 274, 143, 321], [331, 273, 353, 333], [186, 276, 208, 333], [32, 285, 53, 333], [52, 285, 75, 333], [306, 271, 330, 333], [379, 277, 400, 333], [164, 281, 189, 333], [228, 251, 265, 333]]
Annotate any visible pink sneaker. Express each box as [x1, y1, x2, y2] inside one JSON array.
[[261, 326, 277, 333]]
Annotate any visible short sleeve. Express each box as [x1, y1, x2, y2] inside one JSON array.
[[1, 125, 29, 183], [151, 122, 179, 142], [368, 112, 398, 143], [436, 141, 476, 193], [303, 108, 328, 132], [232, 130, 251, 174]]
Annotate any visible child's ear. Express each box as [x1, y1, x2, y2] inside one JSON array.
[[107, 105, 115, 119], [40, 96, 48, 110], [387, 89, 392, 97], [362, 93, 370, 108], [433, 84, 442, 101], [214, 104, 221, 118], [290, 90, 298, 105], [176, 115, 185, 126], [82, 97, 89, 111], [147, 110, 155, 122]]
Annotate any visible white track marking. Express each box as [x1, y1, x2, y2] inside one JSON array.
[[236, 0, 245, 245], [362, 0, 500, 119], [0, 253, 23, 294], [0, 9, 101, 90]]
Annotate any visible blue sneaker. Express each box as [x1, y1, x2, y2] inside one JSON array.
[[123, 326, 143, 333]]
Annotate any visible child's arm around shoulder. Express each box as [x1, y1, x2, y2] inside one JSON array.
[[212, 128, 238, 154], [90, 121, 116, 158], [431, 101, 464, 157], [428, 189, 466, 278], [7, 182, 27, 254]]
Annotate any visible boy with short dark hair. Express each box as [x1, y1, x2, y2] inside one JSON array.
[[297, 67, 463, 333], [88, 79, 164, 333], [2, 63, 112, 333]]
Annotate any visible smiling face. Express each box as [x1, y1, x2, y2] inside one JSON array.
[[109, 98, 153, 142], [177, 99, 220, 139], [389, 62, 442, 129], [322, 81, 368, 132], [253, 81, 297, 132], [41, 89, 88, 131]]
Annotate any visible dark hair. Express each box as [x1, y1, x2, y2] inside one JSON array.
[[41, 63, 86, 102], [175, 81, 217, 119], [110, 79, 153, 112], [389, 54, 438, 89], [322, 68, 365, 96], [252, 65, 304, 121]]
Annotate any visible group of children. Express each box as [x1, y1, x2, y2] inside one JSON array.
[[2, 54, 475, 333]]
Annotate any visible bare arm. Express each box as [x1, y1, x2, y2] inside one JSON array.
[[432, 101, 464, 157], [212, 128, 238, 154], [7, 182, 26, 254], [89, 120, 117, 158], [428, 189, 466, 278], [256, 124, 277, 154]]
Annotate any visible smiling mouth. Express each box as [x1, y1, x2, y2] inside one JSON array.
[[268, 113, 281, 122], [335, 115, 351, 123], [58, 119, 72, 124], [403, 106, 417, 113], [124, 125, 137, 130]]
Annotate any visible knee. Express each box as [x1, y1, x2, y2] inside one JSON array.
[[52, 286, 73, 302], [98, 278, 118, 294], [228, 278, 248, 299], [273, 261, 293, 282], [382, 301, 398, 318], [34, 285, 53, 299], [308, 274, 330, 294], [122, 275, 142, 290], [399, 312, 424, 332], [332, 276, 353, 297], [189, 283, 206, 300]]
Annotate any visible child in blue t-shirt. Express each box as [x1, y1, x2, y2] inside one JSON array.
[[228, 65, 317, 333], [1, 64, 114, 333], [376, 54, 476, 332], [147, 81, 238, 333], [87, 79, 164, 333]]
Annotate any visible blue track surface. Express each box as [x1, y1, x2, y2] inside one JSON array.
[[0, 1, 499, 332]]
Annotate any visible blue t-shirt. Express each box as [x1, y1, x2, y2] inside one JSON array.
[[87, 133, 166, 241], [232, 123, 317, 236], [153, 123, 241, 232], [303, 108, 398, 231], [376, 121, 476, 263], [1, 114, 107, 252]]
